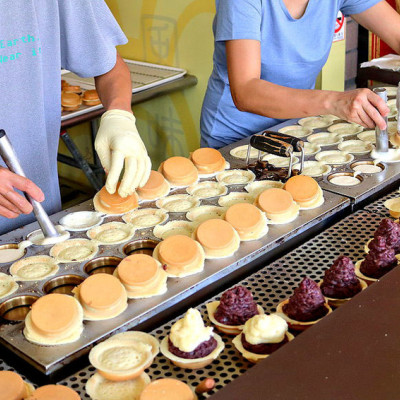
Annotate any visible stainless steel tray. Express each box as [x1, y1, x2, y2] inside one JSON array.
[[0, 186, 349, 374], [221, 119, 400, 204], [61, 59, 186, 121], [44, 210, 383, 399]]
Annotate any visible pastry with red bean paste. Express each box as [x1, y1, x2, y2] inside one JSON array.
[[160, 308, 225, 369], [361, 236, 398, 279], [214, 286, 259, 326], [370, 218, 400, 252], [283, 278, 328, 322], [321, 256, 362, 299]]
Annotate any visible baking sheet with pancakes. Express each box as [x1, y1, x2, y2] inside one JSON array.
[[0, 167, 348, 374], [61, 59, 187, 121]]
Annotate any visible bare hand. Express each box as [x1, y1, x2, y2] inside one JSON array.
[[331, 89, 389, 130], [0, 167, 44, 219]]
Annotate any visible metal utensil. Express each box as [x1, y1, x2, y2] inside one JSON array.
[[262, 130, 305, 174], [249, 133, 295, 179], [0, 129, 60, 238], [373, 87, 389, 153]]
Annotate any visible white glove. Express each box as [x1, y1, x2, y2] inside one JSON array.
[[95, 109, 151, 197]]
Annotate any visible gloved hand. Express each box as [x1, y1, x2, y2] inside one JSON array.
[[95, 109, 151, 197]]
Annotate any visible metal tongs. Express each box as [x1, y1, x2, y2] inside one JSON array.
[[0, 129, 60, 238], [246, 130, 305, 179]]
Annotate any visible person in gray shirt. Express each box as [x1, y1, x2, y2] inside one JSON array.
[[0, 0, 151, 235]]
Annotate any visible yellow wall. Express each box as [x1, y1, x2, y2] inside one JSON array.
[[107, 0, 216, 166], [317, 39, 346, 92], [58, 1, 346, 185]]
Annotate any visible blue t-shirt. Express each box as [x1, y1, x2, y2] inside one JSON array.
[[200, 0, 382, 148], [0, 0, 127, 235]]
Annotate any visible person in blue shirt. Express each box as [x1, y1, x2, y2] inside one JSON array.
[[0, 1, 151, 235], [201, 0, 398, 148]]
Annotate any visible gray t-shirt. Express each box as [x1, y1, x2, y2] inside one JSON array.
[[0, 0, 127, 235]]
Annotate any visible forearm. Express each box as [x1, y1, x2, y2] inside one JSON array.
[[232, 78, 337, 119], [95, 52, 132, 112]]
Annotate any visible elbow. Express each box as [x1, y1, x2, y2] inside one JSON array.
[[231, 88, 249, 112]]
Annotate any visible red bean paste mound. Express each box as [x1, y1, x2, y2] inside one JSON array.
[[214, 286, 258, 326], [371, 218, 400, 253], [361, 236, 397, 279], [320, 256, 362, 299], [241, 333, 288, 355], [283, 278, 327, 322], [168, 336, 217, 359]]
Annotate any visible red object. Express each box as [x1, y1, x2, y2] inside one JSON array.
[[369, 0, 399, 59]]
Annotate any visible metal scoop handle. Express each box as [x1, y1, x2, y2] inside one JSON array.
[[261, 130, 304, 152], [250, 134, 293, 157], [0, 129, 59, 238], [373, 88, 389, 153]]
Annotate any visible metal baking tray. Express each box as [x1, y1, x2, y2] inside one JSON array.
[[61, 59, 186, 121], [0, 173, 349, 375], [221, 118, 400, 205], [40, 210, 383, 399]]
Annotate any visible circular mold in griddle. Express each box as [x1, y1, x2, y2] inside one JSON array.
[[350, 161, 385, 174], [0, 295, 40, 322], [0, 244, 27, 264], [83, 256, 123, 276], [327, 172, 364, 186], [123, 239, 161, 257], [43, 274, 85, 296]]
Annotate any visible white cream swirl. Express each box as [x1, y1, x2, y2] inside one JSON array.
[[243, 314, 288, 345], [169, 308, 213, 352]]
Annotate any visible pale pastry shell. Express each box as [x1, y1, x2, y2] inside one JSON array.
[[229, 145, 264, 159], [0, 272, 18, 299], [87, 222, 136, 245], [293, 161, 331, 177], [156, 195, 200, 213], [327, 122, 363, 137], [298, 116, 335, 129], [244, 181, 284, 196], [338, 140, 373, 155], [85, 372, 150, 400], [218, 192, 255, 207], [10, 255, 59, 281], [307, 132, 342, 146], [186, 206, 227, 223], [315, 150, 354, 165], [50, 239, 99, 263], [122, 208, 168, 229], [153, 221, 197, 240], [278, 125, 313, 137], [186, 181, 228, 198], [216, 169, 255, 185]]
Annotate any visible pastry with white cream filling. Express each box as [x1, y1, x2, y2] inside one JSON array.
[[160, 308, 225, 369], [232, 314, 293, 363]]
